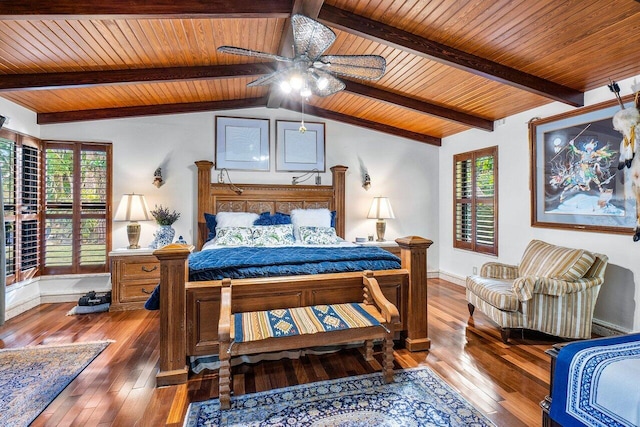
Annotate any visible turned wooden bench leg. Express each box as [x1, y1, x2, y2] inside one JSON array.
[[468, 303, 475, 316], [219, 352, 231, 410], [364, 339, 374, 361], [383, 333, 394, 383], [500, 328, 511, 344]]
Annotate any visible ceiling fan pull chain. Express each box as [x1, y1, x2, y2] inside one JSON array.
[[299, 97, 307, 133]]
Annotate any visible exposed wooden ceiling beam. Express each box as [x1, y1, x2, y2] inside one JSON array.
[[0, 64, 276, 92], [318, 5, 584, 107], [281, 100, 441, 146], [37, 97, 268, 124], [266, 0, 325, 109], [0, 0, 292, 19], [344, 81, 493, 131]]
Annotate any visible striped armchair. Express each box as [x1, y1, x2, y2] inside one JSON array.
[[466, 240, 608, 343]]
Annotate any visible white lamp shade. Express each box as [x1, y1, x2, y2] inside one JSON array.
[[367, 196, 395, 219], [114, 193, 152, 222]]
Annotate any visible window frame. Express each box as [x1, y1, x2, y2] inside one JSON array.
[[41, 140, 113, 275], [0, 128, 41, 284], [453, 146, 498, 256]]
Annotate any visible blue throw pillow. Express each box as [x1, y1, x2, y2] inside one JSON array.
[[331, 210, 336, 228], [254, 212, 292, 225], [204, 213, 217, 241]]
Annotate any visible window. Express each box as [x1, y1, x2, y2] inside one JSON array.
[[454, 146, 498, 255], [0, 129, 41, 284], [43, 141, 112, 275]]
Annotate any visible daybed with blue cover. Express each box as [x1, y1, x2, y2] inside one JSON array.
[[541, 333, 640, 427], [152, 161, 433, 386]]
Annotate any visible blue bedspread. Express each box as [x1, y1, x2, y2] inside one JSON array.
[[550, 333, 640, 427], [188, 246, 401, 281]]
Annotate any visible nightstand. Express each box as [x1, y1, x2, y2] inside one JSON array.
[[353, 240, 401, 256], [109, 248, 160, 311]]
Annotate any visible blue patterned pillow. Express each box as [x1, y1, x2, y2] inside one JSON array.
[[298, 226, 341, 245], [252, 225, 295, 246], [254, 212, 292, 225], [204, 213, 217, 242], [214, 227, 254, 246]]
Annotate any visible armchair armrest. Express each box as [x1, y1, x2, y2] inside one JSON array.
[[480, 262, 519, 280], [512, 276, 604, 301]]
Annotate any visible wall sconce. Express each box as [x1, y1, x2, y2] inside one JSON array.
[[292, 169, 321, 185], [153, 167, 164, 188], [367, 196, 395, 241], [362, 173, 371, 190], [114, 193, 152, 249], [217, 168, 244, 195]]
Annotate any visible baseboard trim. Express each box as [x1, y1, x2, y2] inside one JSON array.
[[592, 319, 632, 336], [436, 270, 466, 287]]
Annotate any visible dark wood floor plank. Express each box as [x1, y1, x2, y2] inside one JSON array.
[[0, 278, 559, 426]]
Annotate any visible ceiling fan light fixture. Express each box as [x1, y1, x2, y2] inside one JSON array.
[[290, 75, 304, 90], [300, 86, 312, 98], [280, 80, 292, 94], [316, 76, 329, 90]]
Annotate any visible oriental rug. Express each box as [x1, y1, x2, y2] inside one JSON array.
[[184, 366, 495, 426], [0, 341, 111, 427]]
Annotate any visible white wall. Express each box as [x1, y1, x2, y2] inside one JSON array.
[[438, 75, 640, 332], [40, 107, 441, 271]]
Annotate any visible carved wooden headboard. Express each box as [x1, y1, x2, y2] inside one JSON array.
[[195, 161, 348, 250]]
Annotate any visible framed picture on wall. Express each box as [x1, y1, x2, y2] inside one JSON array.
[[529, 95, 636, 234], [276, 120, 325, 172], [215, 116, 270, 171]]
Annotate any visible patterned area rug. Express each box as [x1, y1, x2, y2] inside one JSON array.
[[0, 341, 111, 427], [184, 366, 496, 426]]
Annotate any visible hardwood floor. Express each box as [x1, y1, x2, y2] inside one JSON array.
[[0, 278, 558, 426]]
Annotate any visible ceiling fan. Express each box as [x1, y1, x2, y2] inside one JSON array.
[[217, 14, 386, 98]]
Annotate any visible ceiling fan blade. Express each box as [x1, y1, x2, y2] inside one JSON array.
[[311, 70, 346, 97], [317, 55, 386, 80], [217, 46, 292, 63], [291, 14, 336, 61], [246, 69, 290, 87]]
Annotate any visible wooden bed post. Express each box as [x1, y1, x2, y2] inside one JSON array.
[[195, 160, 214, 250], [153, 243, 194, 387], [330, 165, 347, 238], [396, 236, 433, 351]]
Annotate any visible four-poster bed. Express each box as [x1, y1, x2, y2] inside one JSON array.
[[152, 160, 432, 386]]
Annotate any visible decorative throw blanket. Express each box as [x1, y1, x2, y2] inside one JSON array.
[[234, 303, 380, 342], [188, 246, 401, 281], [550, 333, 640, 427]]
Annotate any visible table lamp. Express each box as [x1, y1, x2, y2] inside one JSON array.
[[367, 196, 395, 241], [114, 193, 152, 249]]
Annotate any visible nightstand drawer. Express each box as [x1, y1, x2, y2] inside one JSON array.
[[121, 260, 160, 280], [109, 251, 160, 311], [121, 282, 156, 302]]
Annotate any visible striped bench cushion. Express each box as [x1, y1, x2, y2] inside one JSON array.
[[519, 240, 595, 281], [234, 303, 380, 343]]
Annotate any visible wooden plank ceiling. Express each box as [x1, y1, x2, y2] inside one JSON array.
[[1, 0, 640, 146]]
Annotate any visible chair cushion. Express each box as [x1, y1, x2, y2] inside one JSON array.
[[466, 276, 520, 311], [519, 240, 595, 281]]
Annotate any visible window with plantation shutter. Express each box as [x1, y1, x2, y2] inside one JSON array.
[[453, 146, 498, 255], [0, 130, 41, 283], [43, 142, 112, 274]]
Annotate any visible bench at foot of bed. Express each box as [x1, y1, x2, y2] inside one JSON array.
[[217, 270, 399, 410]]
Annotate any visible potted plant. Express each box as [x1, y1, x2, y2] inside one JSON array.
[[149, 205, 180, 248]]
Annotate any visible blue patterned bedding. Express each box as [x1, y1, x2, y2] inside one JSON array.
[[188, 246, 401, 281], [550, 333, 640, 427]]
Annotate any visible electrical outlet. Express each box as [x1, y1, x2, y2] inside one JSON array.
[[472, 266, 478, 275]]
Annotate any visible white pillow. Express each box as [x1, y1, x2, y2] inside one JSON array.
[[214, 211, 259, 232], [290, 208, 332, 240]]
